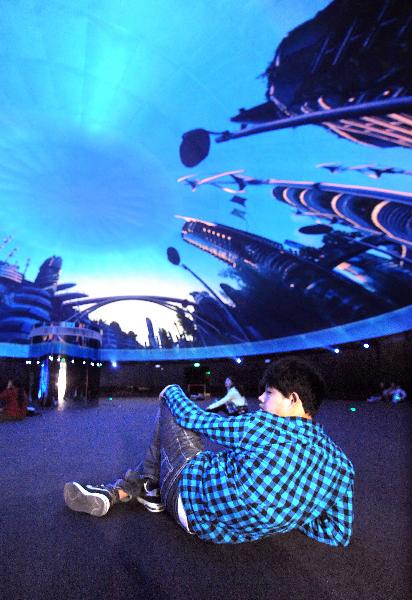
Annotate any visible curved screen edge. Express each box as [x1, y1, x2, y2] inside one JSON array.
[[0, 306, 410, 361]]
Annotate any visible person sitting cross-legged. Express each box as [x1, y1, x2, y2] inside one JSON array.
[[64, 357, 354, 546]]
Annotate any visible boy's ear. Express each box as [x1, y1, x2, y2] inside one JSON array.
[[289, 391, 300, 404]]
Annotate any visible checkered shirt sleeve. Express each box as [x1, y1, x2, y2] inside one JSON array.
[[163, 384, 250, 447], [297, 476, 354, 546], [162, 384, 355, 547]]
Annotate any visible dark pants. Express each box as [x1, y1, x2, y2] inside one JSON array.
[[116, 402, 204, 527]]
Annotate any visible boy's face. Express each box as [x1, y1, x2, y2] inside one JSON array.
[[258, 386, 292, 417]]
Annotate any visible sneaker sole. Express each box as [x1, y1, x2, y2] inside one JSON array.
[[136, 496, 165, 513], [64, 482, 110, 517]]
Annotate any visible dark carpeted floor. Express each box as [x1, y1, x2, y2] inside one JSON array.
[[1, 395, 411, 600]]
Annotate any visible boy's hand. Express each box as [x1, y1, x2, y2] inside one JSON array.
[[159, 384, 175, 400]]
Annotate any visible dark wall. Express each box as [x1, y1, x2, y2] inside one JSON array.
[[305, 333, 412, 400], [0, 358, 28, 391], [98, 331, 412, 401], [0, 358, 101, 404], [0, 331, 410, 402]]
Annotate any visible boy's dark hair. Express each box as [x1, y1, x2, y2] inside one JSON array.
[[260, 357, 326, 416]]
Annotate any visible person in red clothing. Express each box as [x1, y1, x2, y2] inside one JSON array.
[[0, 380, 28, 421]]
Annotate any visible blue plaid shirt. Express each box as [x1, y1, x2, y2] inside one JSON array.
[[163, 385, 354, 546]]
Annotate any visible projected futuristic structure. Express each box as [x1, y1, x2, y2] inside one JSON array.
[[178, 172, 412, 263], [271, 181, 412, 259], [0, 246, 255, 355], [180, 0, 412, 165], [0, 0, 410, 365], [179, 217, 412, 339], [236, 0, 412, 147]]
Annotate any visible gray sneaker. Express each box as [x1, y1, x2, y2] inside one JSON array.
[[64, 482, 120, 517]]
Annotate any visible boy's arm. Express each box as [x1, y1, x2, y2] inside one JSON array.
[[161, 384, 247, 447], [298, 479, 354, 547]]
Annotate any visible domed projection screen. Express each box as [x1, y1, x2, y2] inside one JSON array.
[[0, 0, 411, 360]]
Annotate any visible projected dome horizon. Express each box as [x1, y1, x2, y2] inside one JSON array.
[[0, 0, 411, 358]]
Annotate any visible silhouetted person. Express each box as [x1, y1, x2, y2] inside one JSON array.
[[367, 381, 386, 403], [383, 382, 407, 404], [0, 380, 28, 421]]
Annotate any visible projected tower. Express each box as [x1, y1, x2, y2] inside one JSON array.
[[0, 251, 141, 349], [0, 257, 55, 343], [271, 181, 412, 258], [230, 0, 412, 148], [179, 217, 409, 339]]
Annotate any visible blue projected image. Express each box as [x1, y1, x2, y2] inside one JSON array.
[[0, 0, 411, 360]]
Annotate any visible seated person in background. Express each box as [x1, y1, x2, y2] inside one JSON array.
[[367, 381, 386, 403], [383, 382, 407, 404], [0, 380, 28, 421], [205, 376, 247, 414], [64, 357, 354, 547]]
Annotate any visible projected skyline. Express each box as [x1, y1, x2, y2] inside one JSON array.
[[0, 0, 410, 352]]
